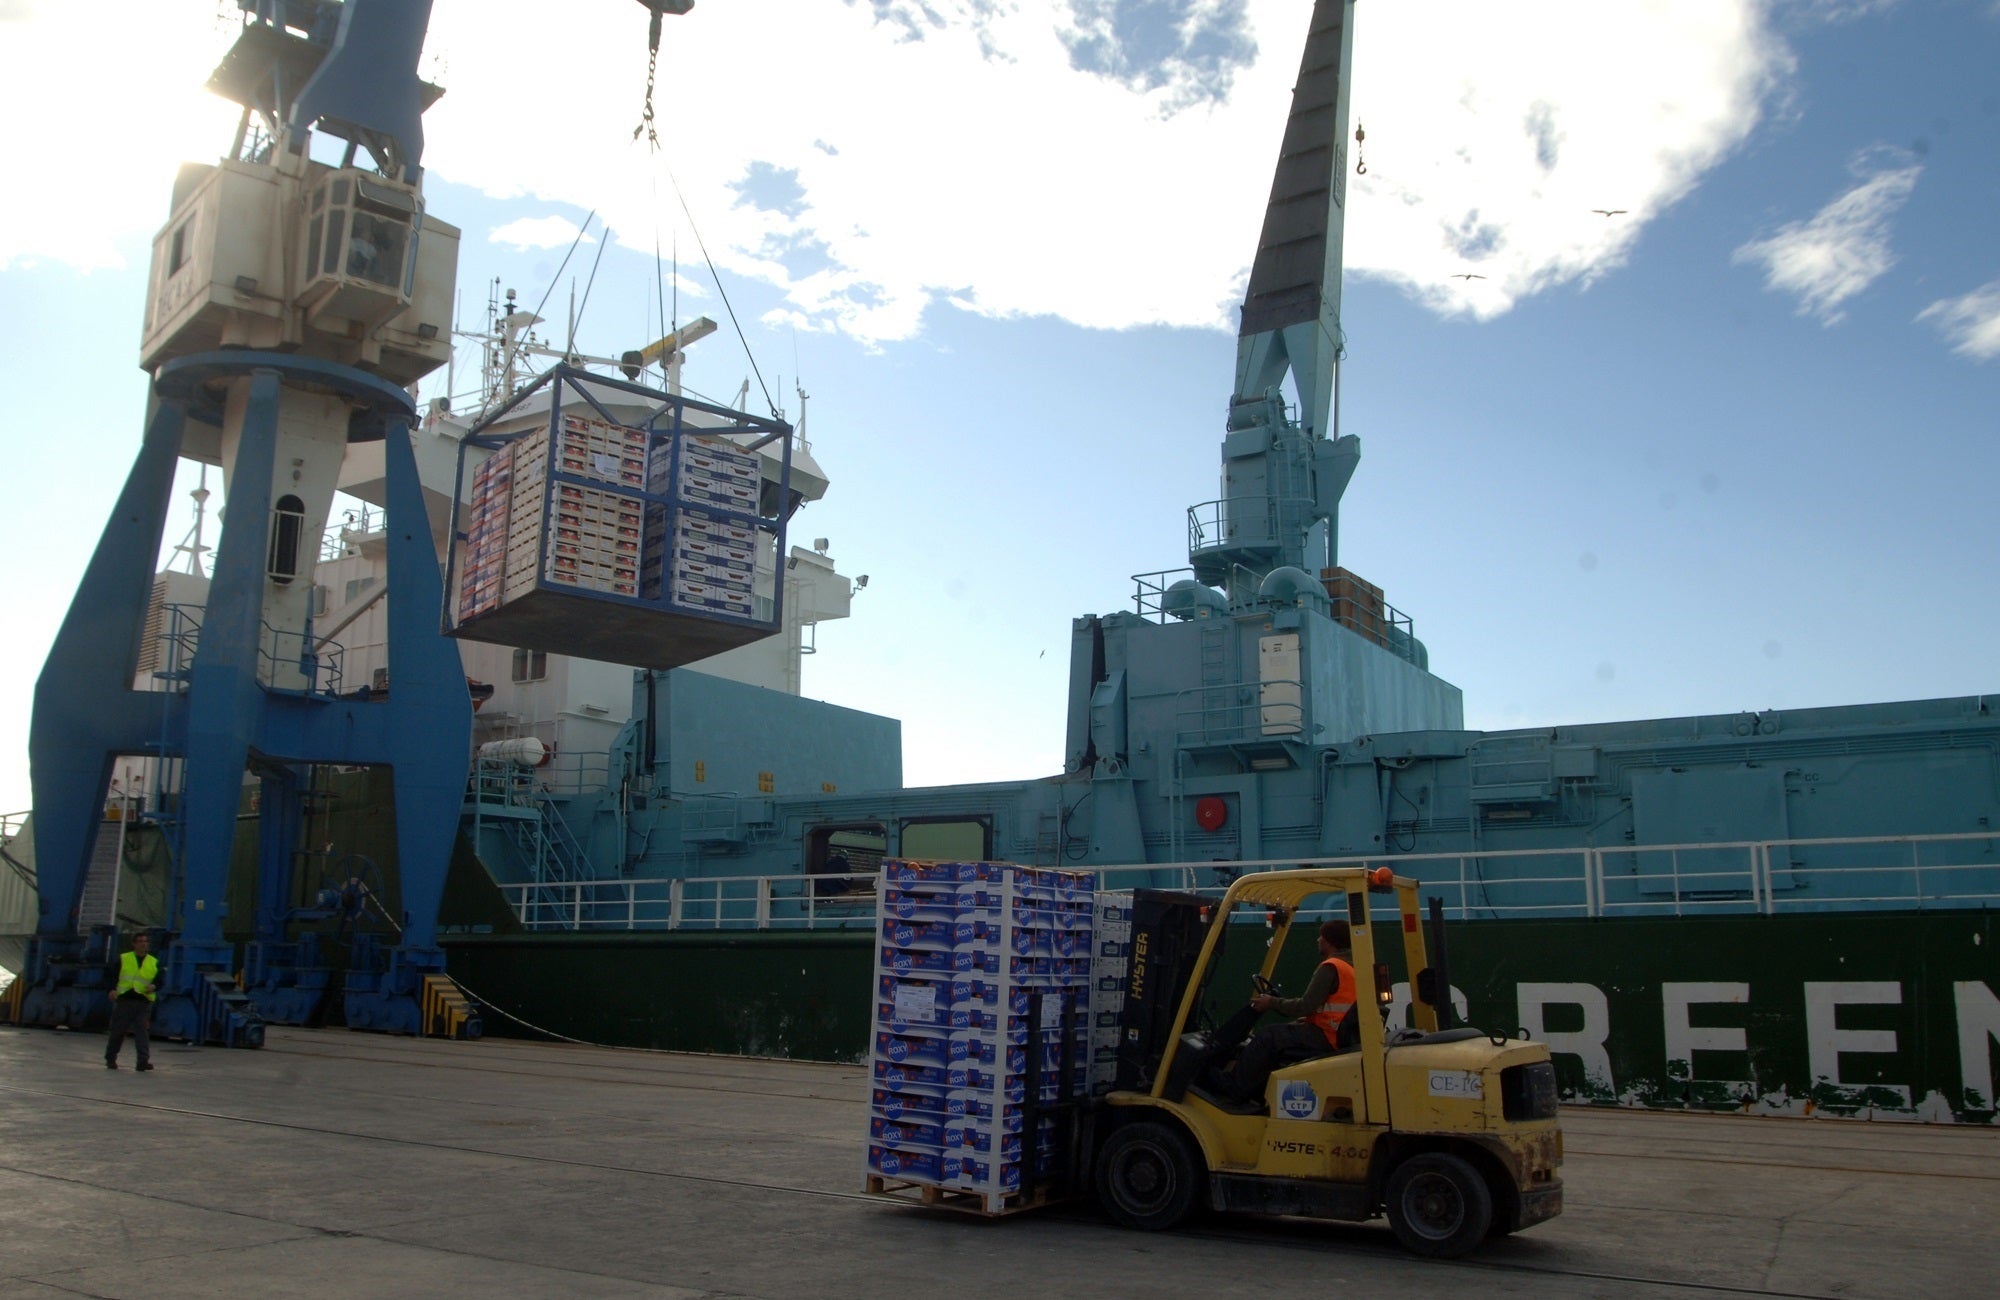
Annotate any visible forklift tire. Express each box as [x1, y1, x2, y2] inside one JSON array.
[[1097, 1121, 1203, 1231], [1385, 1152, 1493, 1258]]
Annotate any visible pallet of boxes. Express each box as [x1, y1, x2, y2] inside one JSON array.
[[452, 403, 778, 670], [863, 861, 1096, 1214]]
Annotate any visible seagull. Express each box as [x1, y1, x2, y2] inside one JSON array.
[[1450, 273, 1486, 281], [1592, 208, 1628, 217]]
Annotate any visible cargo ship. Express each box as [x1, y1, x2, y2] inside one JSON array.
[[4, 1, 1994, 1124]]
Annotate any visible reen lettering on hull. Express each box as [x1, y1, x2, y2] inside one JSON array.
[[444, 910, 1999, 1123]]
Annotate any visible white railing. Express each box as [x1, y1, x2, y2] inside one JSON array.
[[491, 832, 2000, 932]]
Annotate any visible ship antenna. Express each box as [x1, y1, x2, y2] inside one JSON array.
[[173, 465, 213, 577]]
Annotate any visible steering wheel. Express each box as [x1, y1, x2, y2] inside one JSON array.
[[1251, 973, 1276, 997]]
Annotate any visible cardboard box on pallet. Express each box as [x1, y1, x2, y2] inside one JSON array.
[[881, 946, 990, 977], [676, 505, 759, 547], [648, 433, 757, 490], [868, 1144, 961, 1185], [867, 860, 1093, 1202]]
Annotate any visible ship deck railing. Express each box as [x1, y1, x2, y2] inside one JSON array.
[[492, 831, 2000, 932]]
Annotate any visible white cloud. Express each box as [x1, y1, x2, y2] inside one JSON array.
[[0, 2, 239, 270], [1917, 279, 2000, 361], [1783, 0, 1902, 22], [1732, 148, 1922, 324], [488, 215, 596, 251], [0, 1, 1801, 346], [415, 0, 1800, 344], [1342, 1, 1787, 320]]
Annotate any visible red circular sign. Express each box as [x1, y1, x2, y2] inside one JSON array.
[[1194, 796, 1228, 831]]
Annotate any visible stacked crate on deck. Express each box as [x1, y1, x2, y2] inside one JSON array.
[[1319, 566, 1386, 646], [528, 414, 645, 599], [456, 412, 647, 617], [866, 861, 1094, 1212], [643, 433, 760, 619], [456, 444, 513, 619]]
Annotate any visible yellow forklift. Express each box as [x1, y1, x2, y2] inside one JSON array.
[[1095, 866, 1563, 1257]]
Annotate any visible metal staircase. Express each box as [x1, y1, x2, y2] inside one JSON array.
[[504, 795, 590, 885], [75, 818, 124, 930]]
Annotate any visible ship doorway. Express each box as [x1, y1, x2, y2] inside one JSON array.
[[807, 823, 884, 900]]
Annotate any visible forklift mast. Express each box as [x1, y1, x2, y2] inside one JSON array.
[[1113, 890, 1213, 1092]]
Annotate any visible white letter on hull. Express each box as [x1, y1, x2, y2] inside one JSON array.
[[1517, 982, 1614, 1095], [1954, 981, 2000, 1110], [1805, 981, 1911, 1107], [1662, 982, 1751, 1091]]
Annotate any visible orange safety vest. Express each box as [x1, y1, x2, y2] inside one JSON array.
[[1304, 957, 1357, 1047]]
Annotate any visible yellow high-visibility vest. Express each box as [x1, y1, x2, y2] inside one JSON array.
[[116, 951, 159, 1002]]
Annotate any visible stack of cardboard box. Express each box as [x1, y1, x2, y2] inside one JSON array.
[[866, 861, 1094, 1208]]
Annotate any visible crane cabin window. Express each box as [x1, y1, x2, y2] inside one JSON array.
[[348, 178, 416, 290]]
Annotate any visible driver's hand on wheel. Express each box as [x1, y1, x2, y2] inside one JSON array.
[[1250, 994, 1276, 1013]]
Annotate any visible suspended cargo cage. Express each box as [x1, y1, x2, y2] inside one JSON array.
[[443, 365, 794, 669]]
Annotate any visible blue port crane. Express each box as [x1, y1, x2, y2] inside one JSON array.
[[17, 0, 687, 1043]]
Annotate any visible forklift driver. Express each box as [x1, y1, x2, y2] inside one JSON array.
[[1219, 919, 1356, 1106]]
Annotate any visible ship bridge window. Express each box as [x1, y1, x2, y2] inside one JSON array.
[[511, 648, 548, 683], [809, 824, 884, 900], [898, 816, 991, 862]]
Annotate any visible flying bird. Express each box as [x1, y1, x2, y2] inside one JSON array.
[[1592, 208, 1628, 217], [1450, 273, 1486, 281]]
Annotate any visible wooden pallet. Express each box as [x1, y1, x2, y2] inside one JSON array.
[[862, 1173, 1070, 1218]]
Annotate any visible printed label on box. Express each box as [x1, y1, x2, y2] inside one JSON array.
[[892, 982, 941, 1025]]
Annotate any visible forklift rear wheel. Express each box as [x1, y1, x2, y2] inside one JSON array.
[[1097, 1121, 1202, 1231], [1385, 1152, 1492, 1258]]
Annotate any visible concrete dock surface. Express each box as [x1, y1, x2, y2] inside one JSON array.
[[2, 1026, 1995, 1299]]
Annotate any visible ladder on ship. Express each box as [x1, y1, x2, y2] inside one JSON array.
[[75, 813, 127, 931], [466, 761, 596, 925]]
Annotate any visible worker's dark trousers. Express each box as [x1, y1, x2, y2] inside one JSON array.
[[106, 997, 153, 1067], [1226, 1021, 1333, 1103]]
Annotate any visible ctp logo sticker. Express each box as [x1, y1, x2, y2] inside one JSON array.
[[1278, 1080, 1319, 1119]]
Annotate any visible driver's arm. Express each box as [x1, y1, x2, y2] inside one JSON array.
[[1268, 963, 1337, 1019]]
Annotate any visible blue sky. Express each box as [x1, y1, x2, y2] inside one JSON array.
[[0, 0, 1995, 815]]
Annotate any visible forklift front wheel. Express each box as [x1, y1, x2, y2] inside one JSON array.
[[1385, 1152, 1493, 1258], [1097, 1120, 1203, 1231]]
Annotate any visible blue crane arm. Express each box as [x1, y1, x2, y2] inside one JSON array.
[[1232, 0, 1357, 443], [282, 0, 436, 184]]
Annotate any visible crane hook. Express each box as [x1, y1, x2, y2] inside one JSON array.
[[632, 1, 695, 148], [1354, 123, 1367, 175]]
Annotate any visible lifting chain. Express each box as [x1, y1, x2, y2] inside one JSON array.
[[633, 42, 660, 147], [633, 5, 666, 148]]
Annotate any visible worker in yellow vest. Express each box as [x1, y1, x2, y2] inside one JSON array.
[[106, 931, 159, 1071]]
